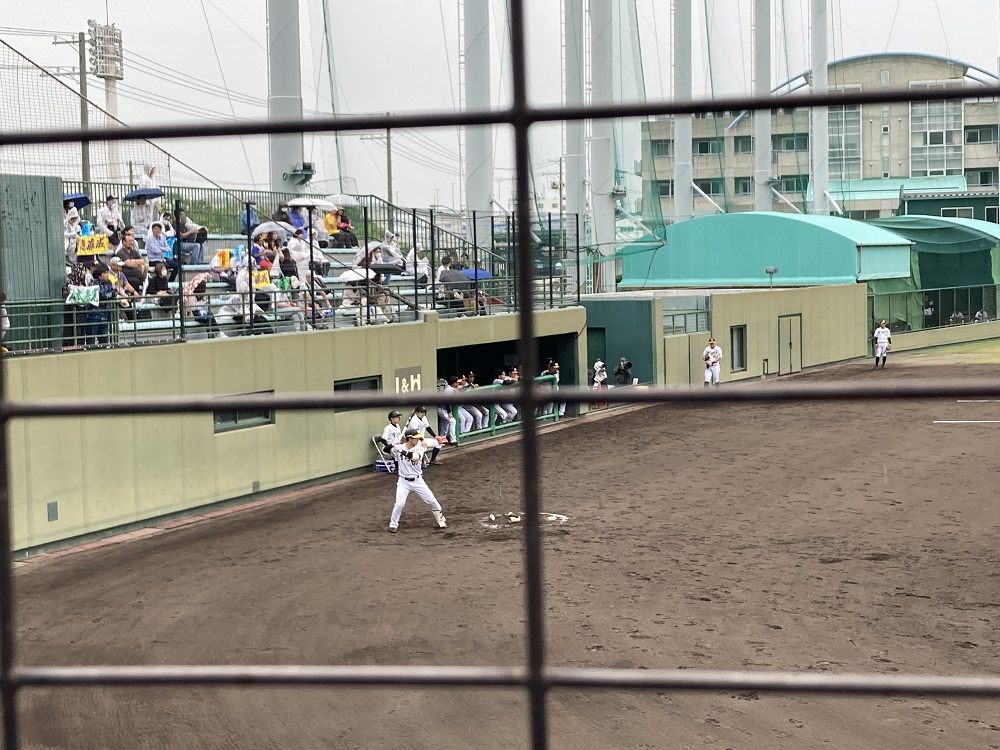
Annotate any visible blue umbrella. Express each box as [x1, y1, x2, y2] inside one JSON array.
[[461, 267, 494, 280], [62, 192, 91, 210], [122, 186, 165, 202]]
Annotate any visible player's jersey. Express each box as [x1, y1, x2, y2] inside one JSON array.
[[381, 423, 402, 445], [407, 414, 431, 435], [703, 345, 723, 364], [391, 443, 426, 480], [873, 327, 891, 346]]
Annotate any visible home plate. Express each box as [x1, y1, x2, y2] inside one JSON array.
[[479, 512, 570, 530]]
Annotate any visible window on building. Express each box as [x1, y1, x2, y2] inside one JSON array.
[[772, 133, 809, 152], [651, 139, 674, 158], [846, 209, 882, 220], [333, 376, 383, 412], [966, 169, 998, 187], [693, 138, 724, 155], [213, 390, 275, 433], [730, 326, 747, 372], [694, 178, 724, 196], [965, 125, 998, 144], [910, 81, 964, 177], [941, 207, 974, 219], [656, 180, 674, 198], [734, 177, 753, 195], [779, 175, 809, 193], [828, 85, 862, 180], [734, 136, 754, 154], [987, 206, 999, 223]]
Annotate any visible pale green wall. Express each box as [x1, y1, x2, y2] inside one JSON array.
[[9, 307, 586, 552], [661, 285, 868, 385], [890, 319, 1000, 352]]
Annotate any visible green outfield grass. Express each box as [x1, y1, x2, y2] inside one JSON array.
[[902, 337, 1000, 364]]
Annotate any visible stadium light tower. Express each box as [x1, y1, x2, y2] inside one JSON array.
[[87, 19, 124, 182]]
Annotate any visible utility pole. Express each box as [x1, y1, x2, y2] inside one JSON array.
[[53, 33, 91, 183], [386, 127, 393, 205]]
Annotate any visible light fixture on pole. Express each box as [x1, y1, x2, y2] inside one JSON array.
[[765, 266, 778, 288]]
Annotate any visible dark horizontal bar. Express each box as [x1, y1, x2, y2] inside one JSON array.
[[1, 84, 998, 148], [14, 665, 1000, 697], [6, 379, 1000, 418], [14, 665, 524, 688]]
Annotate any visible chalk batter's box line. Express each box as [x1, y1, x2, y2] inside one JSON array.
[[933, 420, 1000, 424]]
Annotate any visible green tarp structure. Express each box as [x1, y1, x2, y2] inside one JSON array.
[[867, 216, 1000, 330]]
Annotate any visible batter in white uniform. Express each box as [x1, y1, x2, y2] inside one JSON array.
[[873, 320, 892, 369], [702, 337, 723, 387], [389, 429, 448, 533]]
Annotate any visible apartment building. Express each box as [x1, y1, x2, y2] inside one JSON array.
[[641, 53, 1000, 222]]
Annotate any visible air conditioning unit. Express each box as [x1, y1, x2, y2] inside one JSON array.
[[610, 184, 627, 197]]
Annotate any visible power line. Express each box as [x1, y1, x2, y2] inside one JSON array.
[[198, 0, 257, 185]]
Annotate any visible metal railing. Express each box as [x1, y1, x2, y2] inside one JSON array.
[[447, 375, 560, 444], [867, 283, 998, 335], [8, 6, 1000, 748]]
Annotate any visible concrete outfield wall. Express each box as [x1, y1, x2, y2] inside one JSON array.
[[891, 320, 1000, 352], [8, 307, 585, 552], [661, 285, 869, 385]]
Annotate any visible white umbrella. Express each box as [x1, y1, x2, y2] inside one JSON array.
[[252, 220, 296, 238], [288, 197, 338, 211], [339, 268, 377, 282], [324, 194, 360, 207]]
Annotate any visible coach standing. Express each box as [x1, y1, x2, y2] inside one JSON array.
[[388, 429, 449, 533], [873, 319, 891, 369], [702, 337, 723, 387]]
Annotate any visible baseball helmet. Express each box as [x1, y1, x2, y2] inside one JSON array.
[[404, 428, 422, 439], [388, 410, 402, 419]]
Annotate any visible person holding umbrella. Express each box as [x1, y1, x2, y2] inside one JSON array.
[[129, 195, 156, 245], [96, 195, 125, 247]]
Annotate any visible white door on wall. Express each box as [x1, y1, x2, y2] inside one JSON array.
[[778, 314, 802, 375]]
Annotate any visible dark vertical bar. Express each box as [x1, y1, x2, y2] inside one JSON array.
[[575, 213, 581, 306], [0, 179, 18, 750], [547, 212, 554, 309], [511, 210, 518, 312], [244, 201, 254, 340], [412, 209, 419, 320], [430, 208, 437, 312], [363, 206, 371, 326], [472, 210, 480, 315], [508, 0, 548, 747], [308, 206, 317, 329], [174, 200, 186, 342]]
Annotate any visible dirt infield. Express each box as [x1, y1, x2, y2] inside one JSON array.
[[14, 360, 1000, 749]]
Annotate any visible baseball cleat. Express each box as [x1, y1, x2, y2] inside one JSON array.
[[433, 511, 448, 529], [388, 526, 398, 533]]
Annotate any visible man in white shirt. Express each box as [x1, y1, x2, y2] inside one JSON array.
[[388, 429, 448, 533], [702, 337, 723, 387], [872, 319, 892, 370], [406, 406, 444, 463]]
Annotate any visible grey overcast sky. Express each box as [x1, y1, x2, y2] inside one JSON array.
[[2, 0, 999, 208]]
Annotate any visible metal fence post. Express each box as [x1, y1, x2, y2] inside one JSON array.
[[430, 208, 437, 312]]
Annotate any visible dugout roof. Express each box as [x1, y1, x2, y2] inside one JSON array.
[[619, 212, 912, 289]]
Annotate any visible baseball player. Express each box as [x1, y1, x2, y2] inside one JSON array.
[[388, 429, 448, 533], [702, 337, 723, 387], [873, 319, 891, 369], [406, 406, 445, 464], [375, 410, 403, 453]]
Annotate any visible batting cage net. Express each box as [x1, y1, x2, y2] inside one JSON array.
[[5, 4, 1000, 749]]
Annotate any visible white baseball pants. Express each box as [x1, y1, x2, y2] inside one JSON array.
[[704, 362, 720, 384], [457, 406, 475, 434], [875, 343, 888, 357], [390, 476, 442, 528]]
